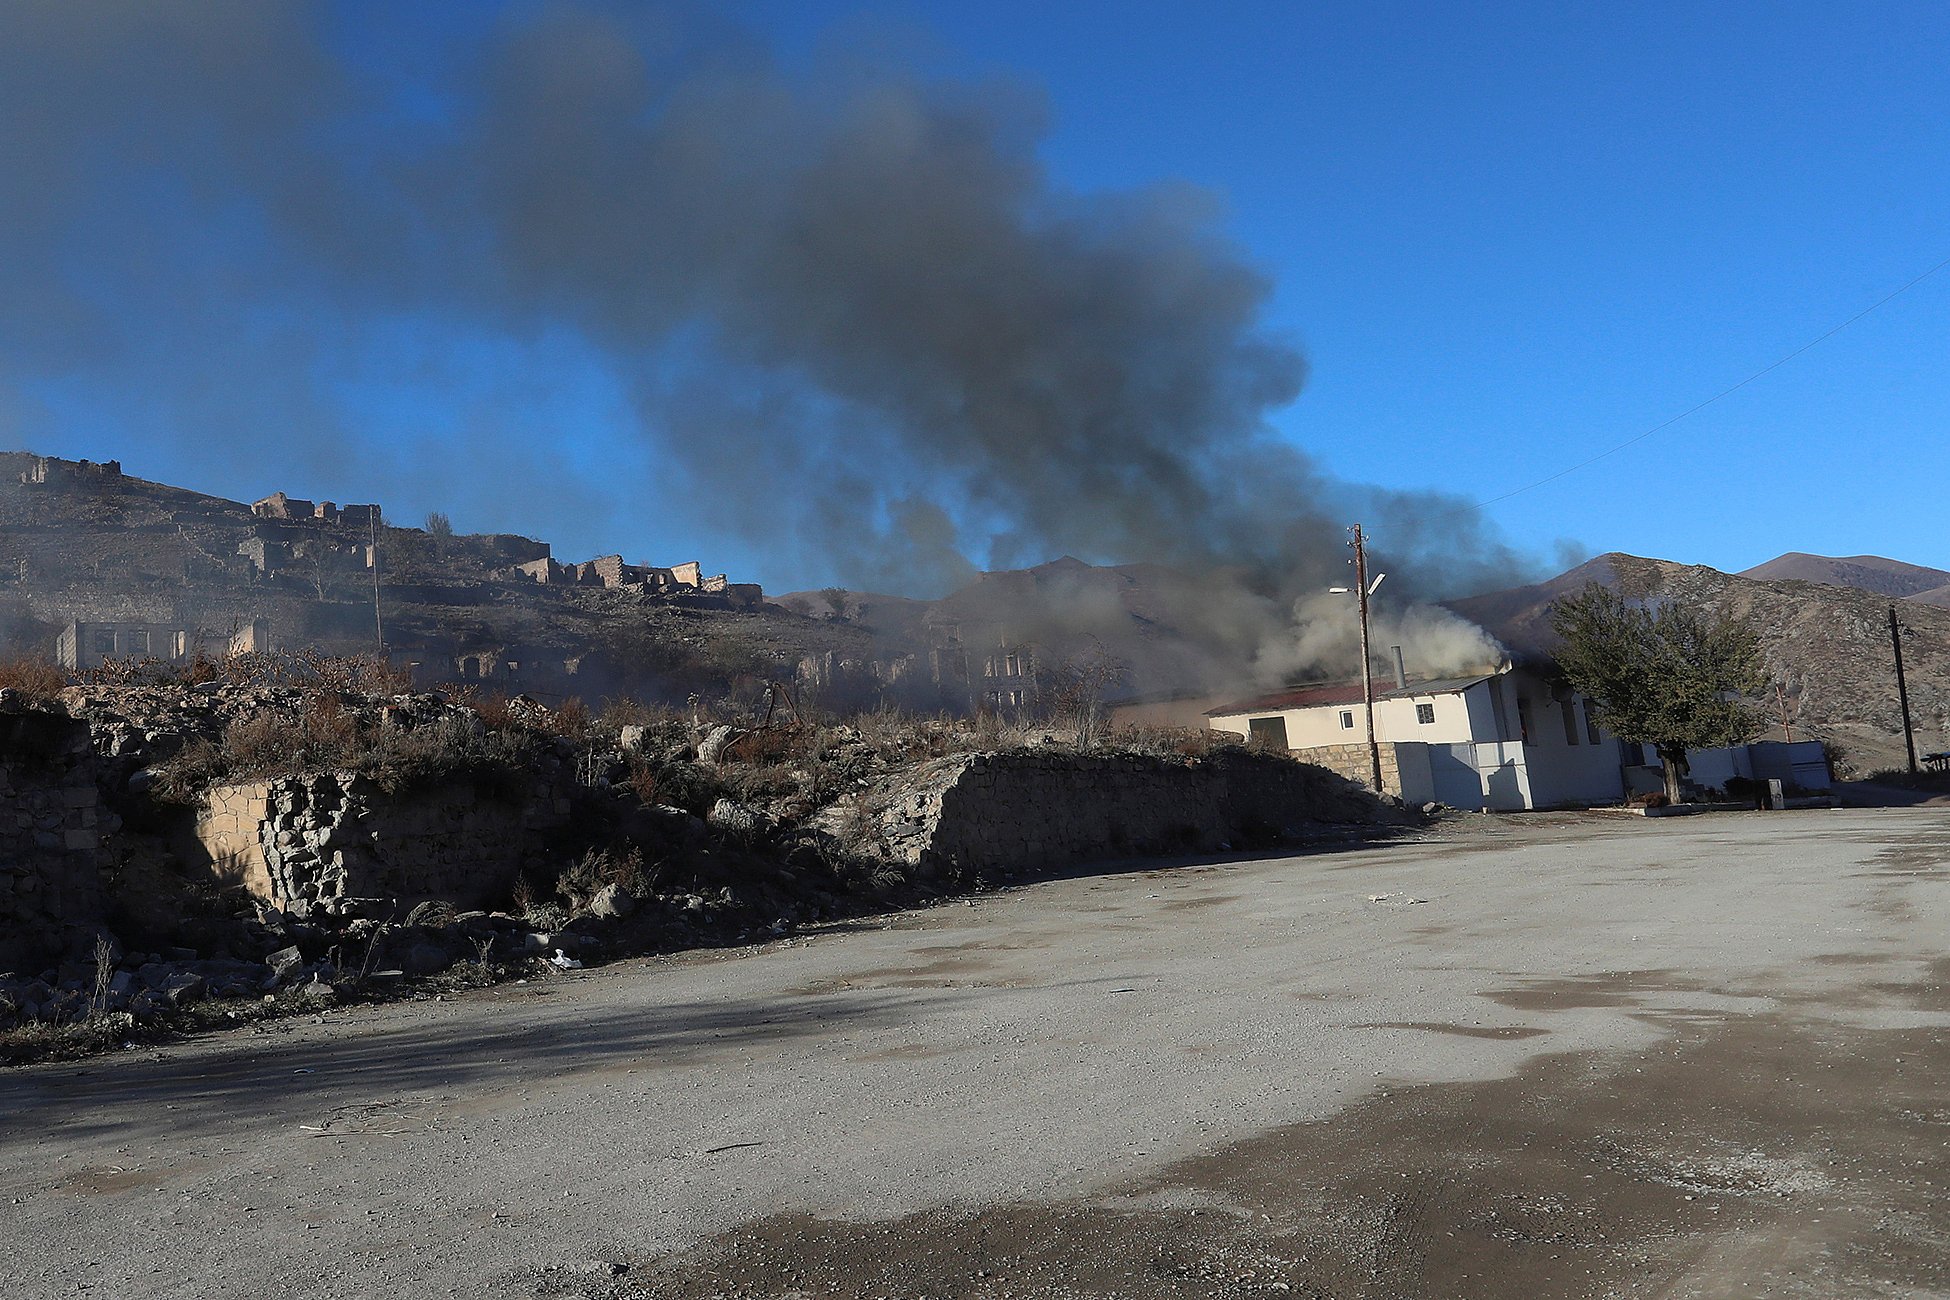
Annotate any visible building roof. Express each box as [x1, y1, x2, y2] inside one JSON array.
[[1206, 673, 1496, 717]]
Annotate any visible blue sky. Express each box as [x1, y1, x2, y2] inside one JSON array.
[[6, 1, 1949, 590], [741, 0, 1950, 574]]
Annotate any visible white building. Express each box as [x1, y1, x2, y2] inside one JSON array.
[[1206, 665, 1629, 810]]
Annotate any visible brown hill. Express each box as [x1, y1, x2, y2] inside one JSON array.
[[1448, 554, 1950, 775], [1738, 552, 1950, 600]]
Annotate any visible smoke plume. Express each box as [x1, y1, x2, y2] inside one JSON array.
[[0, 2, 1539, 685]]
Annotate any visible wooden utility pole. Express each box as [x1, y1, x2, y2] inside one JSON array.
[[1351, 524, 1383, 794], [370, 513, 386, 655], [1890, 606, 1917, 775], [1774, 680, 1795, 743]]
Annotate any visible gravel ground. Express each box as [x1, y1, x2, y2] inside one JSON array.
[[3, 806, 1947, 1298]]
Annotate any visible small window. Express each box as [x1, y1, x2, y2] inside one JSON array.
[[1561, 699, 1580, 745], [126, 629, 149, 655], [1415, 702, 1435, 725], [1338, 709, 1355, 729], [1516, 698, 1533, 744], [1247, 716, 1289, 750], [93, 630, 117, 654], [1583, 700, 1602, 745]]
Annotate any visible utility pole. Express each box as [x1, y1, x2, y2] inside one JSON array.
[[370, 513, 386, 656], [1351, 524, 1383, 794], [1890, 605, 1917, 775], [1774, 680, 1795, 743]]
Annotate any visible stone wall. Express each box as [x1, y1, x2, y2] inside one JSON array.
[[862, 748, 1391, 885], [1291, 741, 1407, 797], [0, 708, 108, 969], [192, 770, 571, 913]]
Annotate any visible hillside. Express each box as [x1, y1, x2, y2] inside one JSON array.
[[1448, 553, 1950, 774], [0, 452, 879, 704], [1739, 552, 1950, 601]]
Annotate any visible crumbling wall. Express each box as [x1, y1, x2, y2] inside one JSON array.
[[192, 771, 572, 912], [0, 709, 108, 968], [864, 748, 1390, 884]]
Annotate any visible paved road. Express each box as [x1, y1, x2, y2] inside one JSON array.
[[4, 808, 1948, 1298]]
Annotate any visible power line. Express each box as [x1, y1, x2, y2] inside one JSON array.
[[1475, 253, 1950, 509]]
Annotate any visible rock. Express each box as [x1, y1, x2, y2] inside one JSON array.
[[265, 945, 305, 983], [618, 725, 651, 752], [163, 973, 207, 1006], [707, 798, 767, 836], [400, 944, 451, 976], [585, 883, 635, 921], [697, 725, 741, 766]]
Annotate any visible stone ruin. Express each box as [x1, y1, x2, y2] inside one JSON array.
[[191, 769, 573, 914], [0, 705, 109, 970]]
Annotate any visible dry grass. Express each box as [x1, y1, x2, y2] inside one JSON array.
[[156, 692, 537, 801], [0, 656, 70, 706]]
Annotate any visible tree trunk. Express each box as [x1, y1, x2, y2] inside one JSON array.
[[1657, 743, 1688, 804]]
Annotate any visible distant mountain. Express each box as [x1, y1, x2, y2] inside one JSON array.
[[1738, 552, 1950, 600], [1448, 553, 1950, 775]]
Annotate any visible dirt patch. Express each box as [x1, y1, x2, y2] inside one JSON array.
[[620, 970, 1950, 1299]]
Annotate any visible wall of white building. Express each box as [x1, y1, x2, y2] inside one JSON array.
[[1210, 668, 1632, 810]]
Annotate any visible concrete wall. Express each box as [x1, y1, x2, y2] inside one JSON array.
[[0, 710, 107, 968], [863, 748, 1389, 884], [191, 771, 571, 912]]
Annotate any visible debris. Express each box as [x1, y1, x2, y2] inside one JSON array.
[[702, 1141, 765, 1155], [1366, 892, 1426, 905], [549, 950, 583, 970]]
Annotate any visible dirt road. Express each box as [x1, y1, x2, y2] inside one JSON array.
[[4, 808, 1948, 1298]]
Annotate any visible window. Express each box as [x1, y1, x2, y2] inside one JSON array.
[[1338, 709, 1355, 729], [1247, 716, 1289, 750], [1415, 702, 1435, 725], [1516, 698, 1533, 744], [1561, 699, 1580, 745], [1583, 700, 1602, 745], [126, 630, 149, 654], [93, 630, 117, 655]]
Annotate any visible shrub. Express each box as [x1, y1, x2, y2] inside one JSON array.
[[0, 656, 70, 706]]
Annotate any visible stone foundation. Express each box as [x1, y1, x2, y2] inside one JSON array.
[[860, 748, 1390, 884]]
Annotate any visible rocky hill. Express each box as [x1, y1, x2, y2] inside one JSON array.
[[1447, 553, 1950, 774], [0, 451, 877, 706], [1739, 552, 1950, 606]]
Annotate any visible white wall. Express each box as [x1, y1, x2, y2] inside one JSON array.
[[1210, 683, 1495, 750], [1210, 668, 1631, 809]]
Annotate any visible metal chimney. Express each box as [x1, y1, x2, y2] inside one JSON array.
[[1391, 645, 1408, 690]]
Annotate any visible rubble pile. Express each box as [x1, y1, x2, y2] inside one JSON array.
[[1, 682, 1409, 1056]]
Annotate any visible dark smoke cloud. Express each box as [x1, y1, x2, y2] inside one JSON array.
[[0, 1, 1548, 683]]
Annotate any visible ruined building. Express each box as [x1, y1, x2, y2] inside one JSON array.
[[251, 493, 381, 527], [19, 456, 122, 488], [58, 619, 273, 672]]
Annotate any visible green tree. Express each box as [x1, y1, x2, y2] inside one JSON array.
[[1549, 584, 1766, 802]]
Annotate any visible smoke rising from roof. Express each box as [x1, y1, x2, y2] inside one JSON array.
[[0, 2, 1540, 684]]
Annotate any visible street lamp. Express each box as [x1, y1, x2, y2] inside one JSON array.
[[1330, 524, 1386, 794]]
